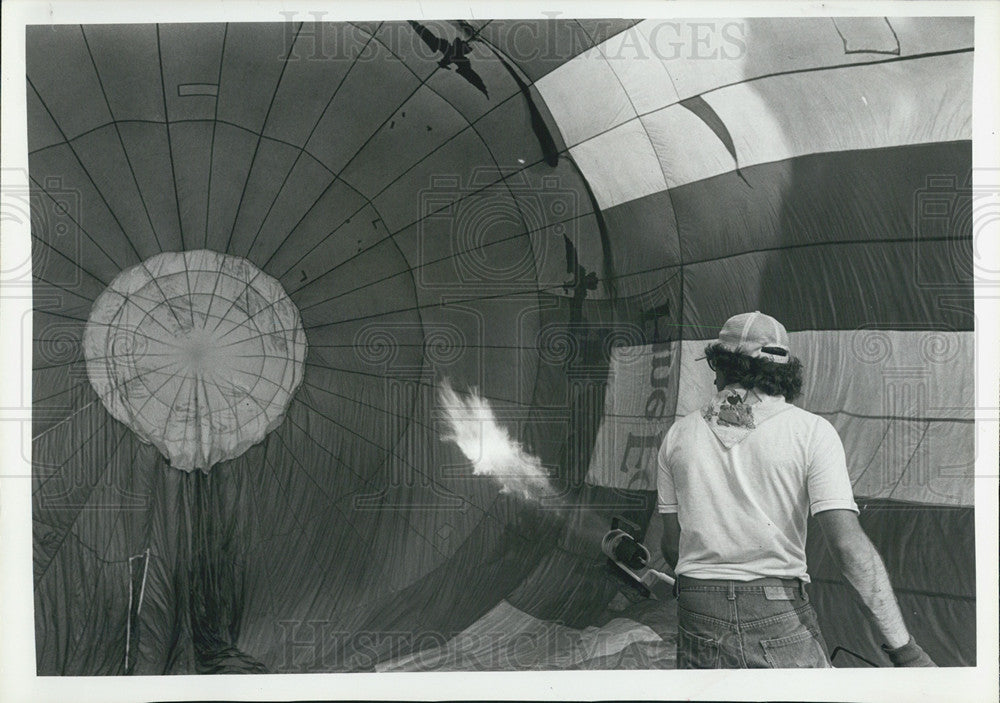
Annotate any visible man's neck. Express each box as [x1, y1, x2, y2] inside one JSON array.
[[716, 384, 783, 404]]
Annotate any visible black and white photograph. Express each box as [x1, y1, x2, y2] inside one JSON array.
[[1, 1, 997, 701]]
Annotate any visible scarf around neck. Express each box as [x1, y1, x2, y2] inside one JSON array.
[[701, 385, 791, 449]]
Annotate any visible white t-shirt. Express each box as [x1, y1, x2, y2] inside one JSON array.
[[657, 387, 858, 582]]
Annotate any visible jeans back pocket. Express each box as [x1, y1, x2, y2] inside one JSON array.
[[677, 624, 721, 669]]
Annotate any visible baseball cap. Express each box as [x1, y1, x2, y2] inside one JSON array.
[[708, 311, 791, 364]]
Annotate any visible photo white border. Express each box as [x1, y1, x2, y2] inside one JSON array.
[[2, 1, 997, 701]]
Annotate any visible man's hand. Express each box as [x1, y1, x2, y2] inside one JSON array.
[[882, 637, 937, 667]]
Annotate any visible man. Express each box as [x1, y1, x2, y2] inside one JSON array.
[[657, 311, 935, 668]]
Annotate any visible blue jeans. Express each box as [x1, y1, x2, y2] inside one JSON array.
[[675, 575, 832, 669]]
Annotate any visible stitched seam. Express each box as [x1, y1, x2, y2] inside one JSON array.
[[734, 593, 748, 667], [680, 585, 798, 593], [741, 603, 814, 629], [679, 607, 737, 630], [761, 629, 816, 649]]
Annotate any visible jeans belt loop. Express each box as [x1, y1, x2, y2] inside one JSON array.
[[799, 579, 807, 599], [727, 582, 736, 601]]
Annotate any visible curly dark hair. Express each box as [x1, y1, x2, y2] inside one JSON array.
[[703, 343, 804, 401]]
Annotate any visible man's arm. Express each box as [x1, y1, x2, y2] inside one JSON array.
[[660, 512, 680, 572], [816, 509, 935, 666]]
